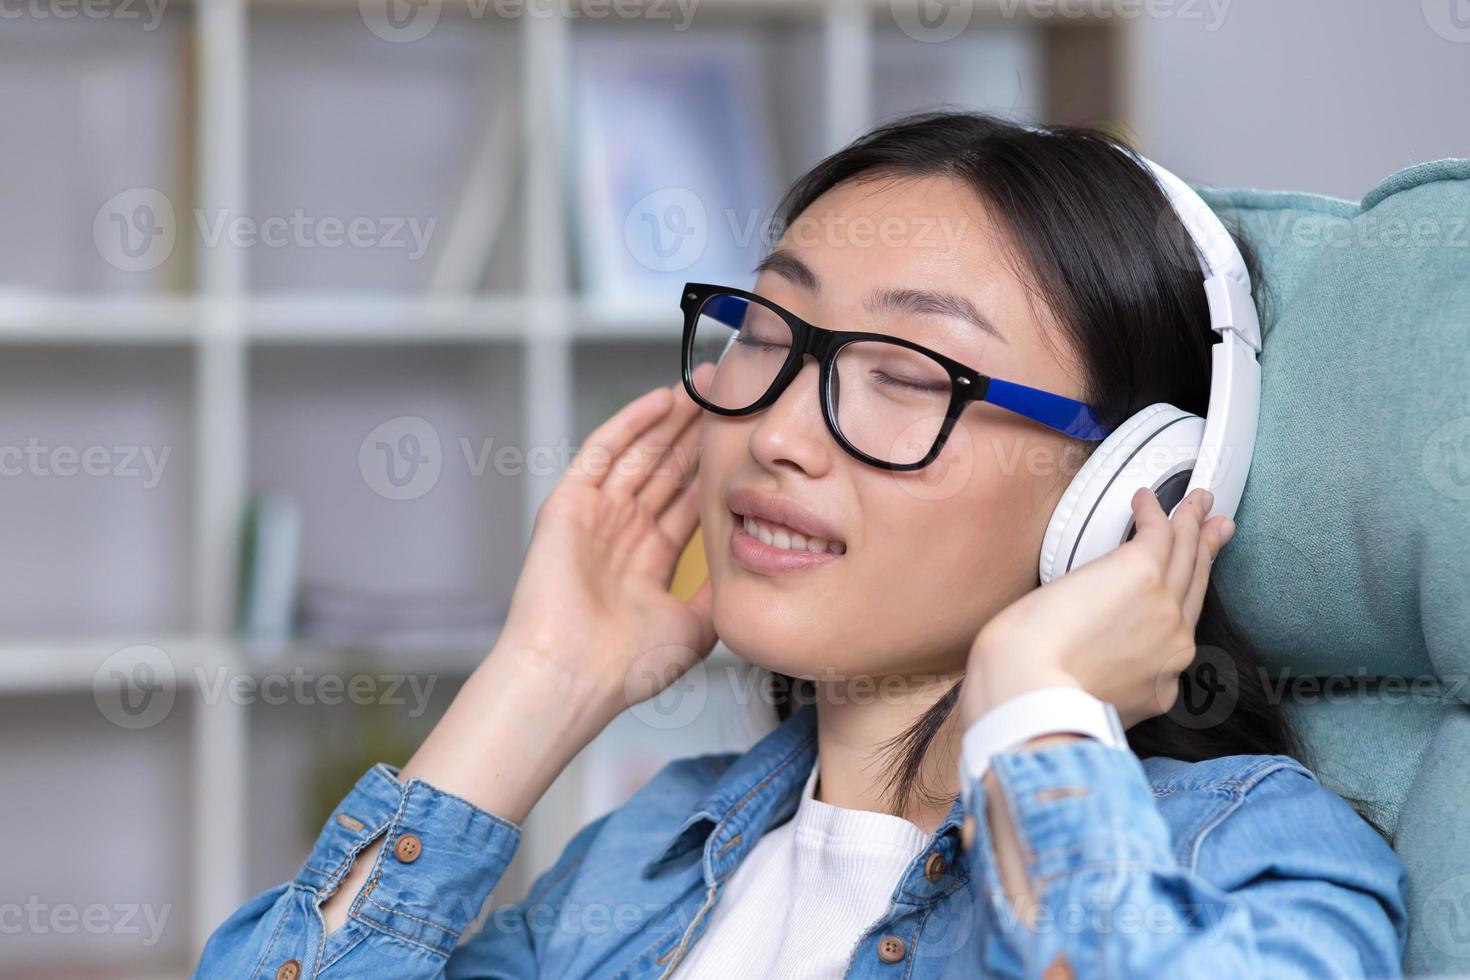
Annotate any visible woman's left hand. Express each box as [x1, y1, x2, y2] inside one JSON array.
[[959, 486, 1237, 731]]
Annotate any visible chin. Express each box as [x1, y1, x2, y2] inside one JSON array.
[[713, 592, 828, 675]]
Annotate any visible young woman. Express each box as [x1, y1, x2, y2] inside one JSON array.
[[196, 111, 1407, 979]]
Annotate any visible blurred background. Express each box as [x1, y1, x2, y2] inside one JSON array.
[[1, 0, 1467, 976]]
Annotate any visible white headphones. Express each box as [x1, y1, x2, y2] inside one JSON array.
[[1038, 151, 1263, 584]]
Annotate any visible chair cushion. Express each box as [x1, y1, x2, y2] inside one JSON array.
[[1198, 159, 1470, 977]]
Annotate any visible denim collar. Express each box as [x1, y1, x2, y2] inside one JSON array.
[[639, 700, 970, 892]]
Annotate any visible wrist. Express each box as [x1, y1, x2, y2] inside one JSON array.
[[472, 641, 616, 739], [962, 646, 1083, 727], [398, 645, 608, 822]]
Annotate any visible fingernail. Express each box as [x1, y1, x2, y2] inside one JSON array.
[[1219, 519, 1236, 543], [1201, 489, 1214, 511]]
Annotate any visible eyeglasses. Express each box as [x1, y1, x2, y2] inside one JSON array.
[[679, 282, 1113, 471]]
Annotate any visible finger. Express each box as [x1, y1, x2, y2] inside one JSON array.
[[655, 467, 704, 545], [1124, 486, 1177, 574], [1164, 488, 1211, 603], [1182, 516, 1232, 629], [566, 385, 674, 488], [603, 382, 703, 500], [636, 407, 701, 516]]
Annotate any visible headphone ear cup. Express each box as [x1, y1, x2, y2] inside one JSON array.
[[1039, 403, 1203, 584]]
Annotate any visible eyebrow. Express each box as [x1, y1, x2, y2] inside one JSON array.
[[753, 248, 1007, 344]]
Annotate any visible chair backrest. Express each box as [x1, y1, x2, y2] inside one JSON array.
[[1198, 159, 1470, 977]]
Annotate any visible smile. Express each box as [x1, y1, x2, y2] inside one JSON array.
[[737, 513, 846, 555]]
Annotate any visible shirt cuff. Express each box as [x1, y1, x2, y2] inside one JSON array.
[[295, 763, 523, 955], [973, 738, 1173, 882]]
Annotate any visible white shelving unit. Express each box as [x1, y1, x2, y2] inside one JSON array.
[[0, 2, 1119, 975]]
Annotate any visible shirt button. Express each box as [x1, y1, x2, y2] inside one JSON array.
[[275, 960, 301, 980], [924, 851, 948, 882], [876, 935, 907, 964], [960, 813, 977, 849], [1042, 953, 1076, 980], [393, 833, 423, 863]]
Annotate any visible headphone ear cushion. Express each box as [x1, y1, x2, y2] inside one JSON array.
[[1039, 402, 1200, 584]]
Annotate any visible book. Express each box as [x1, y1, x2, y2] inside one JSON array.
[[236, 493, 303, 650], [572, 27, 782, 304]]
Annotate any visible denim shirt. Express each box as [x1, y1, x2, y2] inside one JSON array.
[[195, 700, 1408, 979]]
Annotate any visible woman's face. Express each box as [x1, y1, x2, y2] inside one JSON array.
[[697, 173, 1092, 681]]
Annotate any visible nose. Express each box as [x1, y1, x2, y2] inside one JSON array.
[[746, 355, 834, 478]]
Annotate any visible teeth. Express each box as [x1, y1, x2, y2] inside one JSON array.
[[741, 514, 845, 555]]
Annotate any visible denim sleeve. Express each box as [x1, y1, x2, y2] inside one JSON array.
[[962, 739, 1409, 979], [193, 763, 524, 979]]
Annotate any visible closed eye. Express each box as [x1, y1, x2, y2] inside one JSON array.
[[871, 371, 948, 394]]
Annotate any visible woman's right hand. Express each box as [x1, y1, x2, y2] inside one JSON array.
[[323, 368, 721, 937], [494, 364, 720, 732]]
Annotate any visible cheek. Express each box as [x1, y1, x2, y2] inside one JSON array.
[[855, 439, 1060, 619]]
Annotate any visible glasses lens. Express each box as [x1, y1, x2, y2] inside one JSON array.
[[689, 293, 792, 411], [832, 340, 952, 465]]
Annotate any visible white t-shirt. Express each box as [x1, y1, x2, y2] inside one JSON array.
[[669, 755, 931, 979]]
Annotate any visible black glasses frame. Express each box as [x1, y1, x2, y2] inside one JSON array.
[[679, 281, 991, 471], [679, 282, 1113, 471]]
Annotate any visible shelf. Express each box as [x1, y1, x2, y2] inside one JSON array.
[[0, 292, 199, 344], [0, 635, 745, 694], [0, 293, 684, 343]]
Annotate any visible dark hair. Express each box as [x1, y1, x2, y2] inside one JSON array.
[[763, 109, 1392, 844]]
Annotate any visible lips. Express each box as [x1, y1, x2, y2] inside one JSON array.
[[725, 486, 847, 554]]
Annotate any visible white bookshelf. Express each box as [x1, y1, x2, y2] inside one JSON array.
[[0, 1, 1119, 975]]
